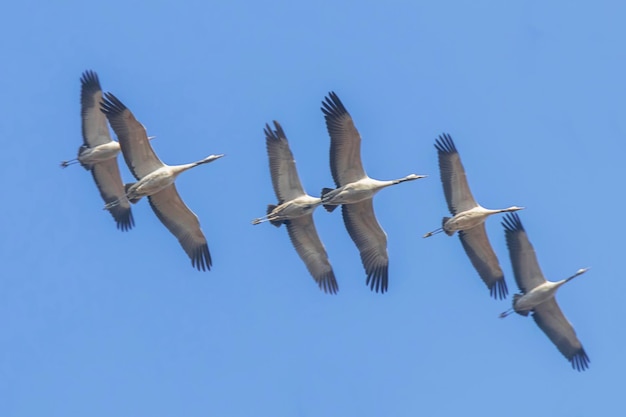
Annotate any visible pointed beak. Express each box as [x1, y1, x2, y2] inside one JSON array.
[[206, 154, 225, 163]]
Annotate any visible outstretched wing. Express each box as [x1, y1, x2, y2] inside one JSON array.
[[502, 213, 546, 293], [148, 185, 211, 271], [458, 224, 507, 299], [285, 214, 338, 294], [435, 133, 477, 215], [533, 299, 590, 371], [321, 92, 366, 186], [265, 121, 306, 203], [341, 199, 388, 293], [80, 70, 111, 148], [91, 158, 134, 231], [101, 92, 164, 180]]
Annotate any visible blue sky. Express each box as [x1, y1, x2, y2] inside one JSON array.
[[0, 1, 623, 416]]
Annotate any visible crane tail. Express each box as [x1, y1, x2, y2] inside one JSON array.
[[321, 188, 339, 212], [124, 183, 141, 204], [77, 145, 92, 170], [442, 217, 454, 236], [266, 205, 283, 227], [321, 187, 334, 199], [512, 294, 530, 316]]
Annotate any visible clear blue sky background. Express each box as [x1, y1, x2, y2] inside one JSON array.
[[0, 1, 622, 416]]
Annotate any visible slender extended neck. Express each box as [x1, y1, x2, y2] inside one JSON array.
[[491, 206, 524, 214], [392, 174, 426, 185], [498, 206, 524, 213], [171, 154, 224, 176], [171, 162, 200, 176], [565, 268, 589, 283]]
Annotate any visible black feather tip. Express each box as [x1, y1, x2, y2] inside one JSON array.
[[434, 133, 457, 154]]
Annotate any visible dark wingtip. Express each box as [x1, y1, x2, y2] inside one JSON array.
[[321, 91, 348, 118], [264, 121, 285, 142], [318, 271, 339, 295], [502, 212, 524, 233], [570, 349, 590, 372], [191, 244, 212, 272], [434, 133, 457, 154], [365, 264, 388, 294], [100, 92, 127, 116], [272, 120, 286, 138], [114, 208, 135, 232], [489, 277, 509, 300], [80, 70, 101, 89]]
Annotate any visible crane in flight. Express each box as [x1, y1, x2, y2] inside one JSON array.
[[500, 213, 590, 371], [100, 92, 223, 271], [320, 92, 426, 293], [423, 133, 523, 299], [61, 70, 134, 231], [253, 121, 337, 294]]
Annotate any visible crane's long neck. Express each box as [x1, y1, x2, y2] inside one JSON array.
[[391, 174, 426, 185], [488, 206, 524, 215], [170, 155, 223, 176], [366, 174, 424, 193], [170, 162, 201, 176], [565, 268, 589, 283]]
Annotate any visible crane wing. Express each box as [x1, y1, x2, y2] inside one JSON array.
[[265, 121, 306, 203], [341, 199, 388, 293], [148, 184, 211, 271], [321, 92, 367, 186], [533, 298, 590, 371], [91, 158, 134, 231], [80, 70, 112, 148], [458, 224, 508, 299], [100, 92, 164, 180], [285, 214, 338, 294], [502, 213, 546, 293], [435, 133, 477, 215]]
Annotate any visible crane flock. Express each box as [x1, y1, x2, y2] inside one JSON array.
[[63, 70, 593, 372]]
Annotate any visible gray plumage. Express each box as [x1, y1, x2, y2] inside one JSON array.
[[62, 70, 133, 231], [501, 213, 590, 371], [321, 92, 425, 293], [101, 92, 222, 271], [254, 121, 337, 294]]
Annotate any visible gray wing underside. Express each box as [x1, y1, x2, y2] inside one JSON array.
[[458, 224, 507, 299], [148, 185, 211, 271], [341, 199, 388, 293], [265, 121, 306, 203], [91, 158, 134, 231], [533, 299, 589, 371], [435, 133, 477, 215], [285, 214, 338, 294]]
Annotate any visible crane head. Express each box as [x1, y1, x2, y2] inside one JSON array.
[[406, 174, 427, 181], [576, 267, 590, 276], [203, 154, 225, 163]]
